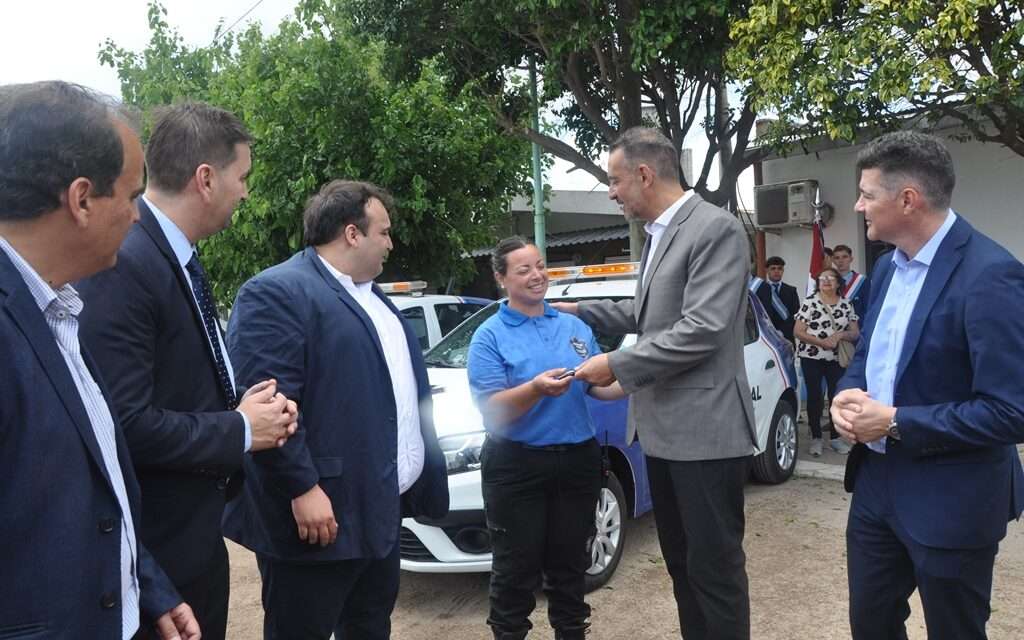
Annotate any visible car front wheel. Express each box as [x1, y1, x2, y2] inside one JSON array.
[[584, 470, 627, 592], [752, 399, 798, 484]]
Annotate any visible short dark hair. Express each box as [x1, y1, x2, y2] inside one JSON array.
[[823, 247, 833, 257], [0, 81, 128, 221], [766, 256, 785, 268], [303, 179, 394, 246], [491, 236, 530, 275], [856, 131, 955, 211], [832, 244, 853, 256], [609, 127, 681, 185], [145, 102, 252, 193]]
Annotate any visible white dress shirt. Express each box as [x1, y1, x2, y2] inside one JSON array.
[[642, 191, 694, 286], [144, 196, 252, 451], [319, 256, 425, 493], [866, 210, 957, 453], [0, 236, 140, 639]]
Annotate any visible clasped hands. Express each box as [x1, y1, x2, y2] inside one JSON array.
[[830, 389, 897, 444], [238, 379, 299, 451]]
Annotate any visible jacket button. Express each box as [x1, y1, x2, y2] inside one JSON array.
[[100, 593, 117, 609], [99, 518, 116, 533]]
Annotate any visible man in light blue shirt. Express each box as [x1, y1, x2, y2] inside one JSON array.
[[0, 80, 198, 639], [832, 131, 1024, 640], [76, 102, 298, 640]]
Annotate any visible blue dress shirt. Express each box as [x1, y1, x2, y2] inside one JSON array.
[[866, 211, 957, 453]]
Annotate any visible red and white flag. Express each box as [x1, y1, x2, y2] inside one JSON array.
[[807, 210, 826, 296]]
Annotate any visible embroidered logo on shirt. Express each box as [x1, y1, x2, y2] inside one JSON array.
[[570, 337, 589, 358]]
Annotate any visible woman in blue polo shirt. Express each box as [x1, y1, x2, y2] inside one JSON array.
[[468, 236, 624, 640]]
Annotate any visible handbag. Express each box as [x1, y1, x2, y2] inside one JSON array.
[[836, 339, 856, 368]]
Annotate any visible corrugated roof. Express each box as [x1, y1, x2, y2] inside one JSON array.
[[471, 225, 630, 257]]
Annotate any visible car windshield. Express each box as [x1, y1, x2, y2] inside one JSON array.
[[423, 298, 626, 368]]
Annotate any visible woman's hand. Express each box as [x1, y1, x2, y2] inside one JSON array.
[[531, 368, 575, 397]]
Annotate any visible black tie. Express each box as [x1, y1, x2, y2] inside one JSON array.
[[186, 253, 238, 409]]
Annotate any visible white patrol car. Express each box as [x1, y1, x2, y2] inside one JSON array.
[[380, 280, 492, 351], [400, 263, 800, 591]]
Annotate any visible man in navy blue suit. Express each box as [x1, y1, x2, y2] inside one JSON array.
[[224, 179, 449, 639], [76, 102, 298, 640], [832, 131, 1024, 639], [0, 81, 199, 639]]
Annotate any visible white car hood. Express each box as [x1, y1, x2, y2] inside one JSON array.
[[427, 368, 485, 437]]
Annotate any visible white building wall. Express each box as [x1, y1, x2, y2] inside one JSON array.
[[760, 134, 1024, 289]]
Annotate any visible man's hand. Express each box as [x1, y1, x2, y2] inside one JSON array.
[[154, 602, 201, 640], [575, 353, 616, 387], [831, 388, 896, 444], [530, 368, 575, 397], [292, 484, 338, 546], [238, 379, 298, 451], [550, 301, 578, 316]]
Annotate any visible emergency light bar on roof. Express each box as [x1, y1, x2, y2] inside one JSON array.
[[379, 280, 428, 294], [546, 262, 640, 283]]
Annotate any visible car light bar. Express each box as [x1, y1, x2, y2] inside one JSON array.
[[547, 262, 640, 283], [379, 280, 428, 294]]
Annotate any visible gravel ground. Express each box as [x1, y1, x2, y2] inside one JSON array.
[[225, 472, 1024, 639]]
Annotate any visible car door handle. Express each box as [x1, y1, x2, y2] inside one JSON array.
[[764, 360, 775, 370]]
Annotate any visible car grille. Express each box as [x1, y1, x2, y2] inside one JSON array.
[[399, 526, 439, 562]]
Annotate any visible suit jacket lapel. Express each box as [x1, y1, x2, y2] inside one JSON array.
[[138, 201, 231, 372], [859, 258, 895, 342], [895, 217, 970, 385], [305, 248, 388, 365], [636, 193, 702, 316], [0, 258, 115, 493]]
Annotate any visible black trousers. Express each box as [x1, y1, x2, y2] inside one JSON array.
[[256, 538, 400, 640], [800, 357, 845, 439], [481, 436, 601, 638], [646, 455, 751, 640], [135, 540, 230, 640], [847, 452, 997, 640]]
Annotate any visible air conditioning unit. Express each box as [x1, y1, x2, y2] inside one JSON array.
[[754, 180, 818, 228]]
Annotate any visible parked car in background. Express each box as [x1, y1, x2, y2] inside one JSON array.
[[381, 280, 491, 351], [400, 263, 800, 591]]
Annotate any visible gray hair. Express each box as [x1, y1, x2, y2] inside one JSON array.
[[609, 127, 680, 185], [0, 81, 132, 220], [856, 131, 955, 211]]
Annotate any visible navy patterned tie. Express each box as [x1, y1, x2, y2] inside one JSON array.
[[186, 253, 238, 409]]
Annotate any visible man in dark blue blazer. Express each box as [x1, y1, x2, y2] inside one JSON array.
[[77, 102, 297, 639], [832, 131, 1024, 640], [0, 81, 199, 639], [224, 180, 449, 639], [754, 255, 800, 343]]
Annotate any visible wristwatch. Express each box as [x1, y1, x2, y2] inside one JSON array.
[[887, 415, 901, 441]]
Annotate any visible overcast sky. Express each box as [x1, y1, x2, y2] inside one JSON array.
[[1, 1, 752, 195]]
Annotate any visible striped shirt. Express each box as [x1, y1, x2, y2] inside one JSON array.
[[0, 236, 140, 639]]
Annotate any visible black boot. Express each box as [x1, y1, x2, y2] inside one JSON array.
[[491, 628, 529, 640], [554, 623, 590, 640]]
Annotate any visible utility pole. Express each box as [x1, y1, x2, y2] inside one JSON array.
[[529, 57, 546, 261]]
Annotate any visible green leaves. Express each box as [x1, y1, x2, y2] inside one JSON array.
[[730, 0, 1024, 157], [102, 0, 530, 303]]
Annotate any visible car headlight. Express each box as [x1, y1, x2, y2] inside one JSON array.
[[438, 431, 486, 475]]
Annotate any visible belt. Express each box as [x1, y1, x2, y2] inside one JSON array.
[[486, 434, 596, 452]]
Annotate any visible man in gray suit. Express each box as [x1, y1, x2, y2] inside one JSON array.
[[555, 127, 756, 639]]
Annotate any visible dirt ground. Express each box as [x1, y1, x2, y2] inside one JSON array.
[[225, 472, 1024, 639]]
